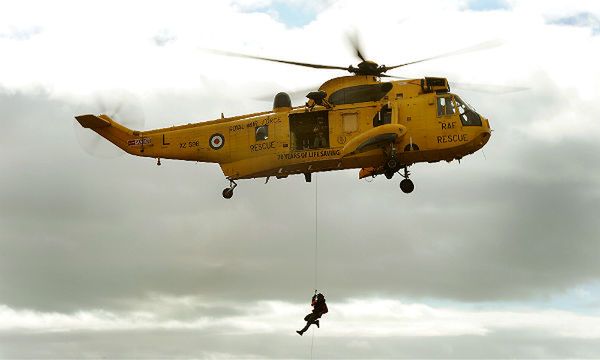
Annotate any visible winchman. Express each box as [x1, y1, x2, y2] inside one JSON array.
[[297, 292, 328, 336]]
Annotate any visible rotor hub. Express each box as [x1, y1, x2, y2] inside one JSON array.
[[354, 60, 384, 76]]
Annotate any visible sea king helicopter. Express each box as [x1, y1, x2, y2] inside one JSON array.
[[75, 38, 493, 199]]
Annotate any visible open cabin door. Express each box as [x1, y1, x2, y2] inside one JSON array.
[[288, 110, 330, 151]]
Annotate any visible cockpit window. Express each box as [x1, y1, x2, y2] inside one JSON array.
[[437, 96, 455, 116], [454, 95, 482, 126]]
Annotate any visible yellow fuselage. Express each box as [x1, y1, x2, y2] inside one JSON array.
[[82, 76, 491, 180]]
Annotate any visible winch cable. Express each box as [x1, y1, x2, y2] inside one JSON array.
[[314, 173, 319, 292], [310, 173, 319, 359]]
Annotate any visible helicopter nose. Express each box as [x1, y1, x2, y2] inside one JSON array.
[[483, 118, 491, 130], [479, 122, 492, 147], [481, 130, 491, 141]]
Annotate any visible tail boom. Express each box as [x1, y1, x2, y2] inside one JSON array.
[[74, 114, 228, 163]]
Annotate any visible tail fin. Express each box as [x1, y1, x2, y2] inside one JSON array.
[[74, 114, 138, 154], [75, 114, 111, 129]]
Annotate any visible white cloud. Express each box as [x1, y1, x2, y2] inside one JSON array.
[[2, 297, 600, 339], [1, 0, 597, 106]]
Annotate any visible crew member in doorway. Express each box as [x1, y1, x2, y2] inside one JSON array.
[[297, 292, 328, 336], [313, 119, 327, 148]]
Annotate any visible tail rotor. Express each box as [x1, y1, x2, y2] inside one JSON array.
[[73, 91, 145, 158]]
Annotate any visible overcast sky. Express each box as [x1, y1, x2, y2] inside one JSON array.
[[2, 0, 600, 358]]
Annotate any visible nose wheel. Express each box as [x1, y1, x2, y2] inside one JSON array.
[[400, 178, 414, 193], [399, 167, 414, 193], [222, 180, 237, 199]]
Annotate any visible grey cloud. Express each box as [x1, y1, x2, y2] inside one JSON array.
[[3, 2, 600, 358], [2, 75, 600, 316]]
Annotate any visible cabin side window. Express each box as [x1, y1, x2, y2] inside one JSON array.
[[437, 96, 455, 116], [342, 113, 358, 133], [255, 125, 268, 141], [372, 104, 392, 127]]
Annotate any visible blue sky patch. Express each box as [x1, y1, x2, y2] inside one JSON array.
[[548, 12, 600, 35], [235, 0, 319, 28], [270, 1, 318, 28], [466, 0, 510, 12]]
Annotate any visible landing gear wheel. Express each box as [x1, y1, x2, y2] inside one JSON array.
[[400, 179, 414, 193], [222, 188, 234, 199], [222, 179, 238, 199]]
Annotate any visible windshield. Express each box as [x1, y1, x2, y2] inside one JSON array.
[[454, 95, 482, 126]]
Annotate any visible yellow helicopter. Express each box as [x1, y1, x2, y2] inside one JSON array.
[[75, 40, 493, 199]]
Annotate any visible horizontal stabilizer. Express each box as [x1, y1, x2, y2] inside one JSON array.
[[75, 114, 111, 129]]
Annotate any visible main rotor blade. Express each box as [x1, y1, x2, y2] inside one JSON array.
[[384, 39, 504, 71], [347, 31, 367, 62], [380, 74, 411, 79], [451, 81, 528, 94], [206, 49, 349, 71]]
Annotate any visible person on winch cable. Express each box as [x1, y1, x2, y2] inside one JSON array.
[[297, 292, 328, 336]]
